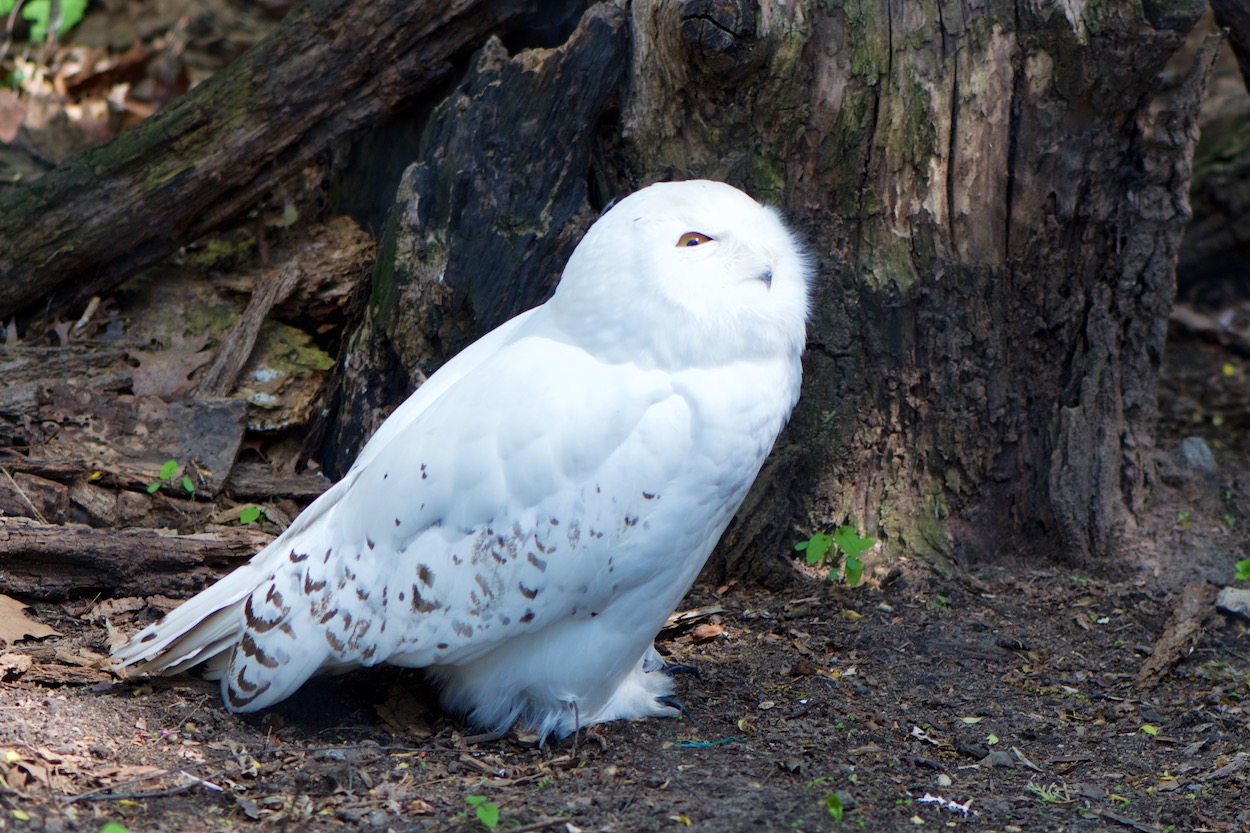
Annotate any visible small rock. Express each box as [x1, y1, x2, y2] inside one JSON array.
[[1175, 437, 1216, 476], [980, 750, 1016, 768], [1216, 587, 1250, 621], [936, 773, 952, 787], [1075, 781, 1106, 799]]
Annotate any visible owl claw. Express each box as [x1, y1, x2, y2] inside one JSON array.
[[661, 663, 702, 680], [655, 694, 693, 718]]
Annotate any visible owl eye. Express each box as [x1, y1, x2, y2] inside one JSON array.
[[677, 232, 713, 247]]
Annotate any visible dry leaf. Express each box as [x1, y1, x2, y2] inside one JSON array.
[[0, 594, 60, 643]]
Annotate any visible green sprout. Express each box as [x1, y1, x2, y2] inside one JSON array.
[[0, 0, 87, 41], [147, 459, 195, 495], [464, 796, 500, 829], [795, 524, 873, 587]]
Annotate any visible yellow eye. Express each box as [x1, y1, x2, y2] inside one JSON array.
[[677, 232, 713, 247]]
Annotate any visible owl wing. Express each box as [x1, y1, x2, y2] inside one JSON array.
[[125, 309, 708, 712]]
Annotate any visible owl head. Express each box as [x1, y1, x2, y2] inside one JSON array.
[[551, 180, 810, 368]]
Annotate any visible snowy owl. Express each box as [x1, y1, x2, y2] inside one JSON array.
[[113, 179, 810, 740]]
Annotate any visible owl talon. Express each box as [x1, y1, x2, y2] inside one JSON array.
[[661, 663, 702, 680], [655, 694, 693, 718]]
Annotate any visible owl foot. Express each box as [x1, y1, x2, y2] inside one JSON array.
[[661, 663, 702, 680], [655, 694, 693, 719]]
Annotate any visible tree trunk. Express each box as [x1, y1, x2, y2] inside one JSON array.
[[335, 0, 1213, 583], [619, 0, 1213, 577]]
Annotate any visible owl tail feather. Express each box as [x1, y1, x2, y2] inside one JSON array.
[[111, 557, 274, 677]]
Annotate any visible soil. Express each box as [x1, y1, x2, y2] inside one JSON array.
[[2, 520, 1249, 833]]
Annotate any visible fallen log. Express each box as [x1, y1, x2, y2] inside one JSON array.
[[0, 517, 269, 601], [0, 0, 532, 321]]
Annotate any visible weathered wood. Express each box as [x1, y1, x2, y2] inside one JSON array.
[[322, 3, 629, 475], [0, 470, 70, 524], [0, 0, 534, 322], [1135, 581, 1215, 691], [1211, 0, 1250, 88], [0, 517, 268, 601], [191, 265, 303, 399], [223, 461, 331, 501]]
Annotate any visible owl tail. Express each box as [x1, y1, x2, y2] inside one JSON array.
[[111, 551, 276, 678]]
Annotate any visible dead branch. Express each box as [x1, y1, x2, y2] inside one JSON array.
[[0, 0, 532, 321]]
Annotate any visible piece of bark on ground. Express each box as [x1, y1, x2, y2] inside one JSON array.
[[1134, 581, 1216, 691]]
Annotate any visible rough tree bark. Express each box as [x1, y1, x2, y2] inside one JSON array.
[[337, 0, 1214, 583]]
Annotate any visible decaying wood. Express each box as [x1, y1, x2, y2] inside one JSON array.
[[1211, 0, 1250, 88], [191, 265, 303, 399], [1134, 581, 1216, 691], [0, 0, 534, 322], [0, 470, 69, 524], [223, 461, 330, 502], [0, 517, 268, 601], [323, 3, 629, 474]]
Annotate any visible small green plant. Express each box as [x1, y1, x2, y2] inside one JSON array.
[[0, 0, 88, 41], [147, 459, 194, 495], [795, 525, 873, 587], [1177, 510, 1192, 530], [825, 792, 844, 821], [239, 505, 264, 525], [463, 796, 500, 829], [1235, 558, 1250, 582], [1025, 781, 1072, 803], [100, 823, 132, 833]]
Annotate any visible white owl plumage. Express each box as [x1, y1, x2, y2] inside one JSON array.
[[113, 180, 810, 740]]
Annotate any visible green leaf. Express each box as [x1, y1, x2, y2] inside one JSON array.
[[146, 481, 161, 494], [100, 823, 133, 833], [474, 803, 500, 829], [181, 475, 194, 493], [20, 0, 86, 40], [825, 792, 843, 821], [159, 459, 178, 480], [795, 533, 834, 565], [240, 506, 262, 525], [844, 555, 864, 587], [464, 796, 488, 807], [0, 0, 16, 16], [1236, 558, 1250, 582], [833, 525, 874, 560]]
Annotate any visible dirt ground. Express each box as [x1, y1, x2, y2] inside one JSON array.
[[2, 459, 1249, 833]]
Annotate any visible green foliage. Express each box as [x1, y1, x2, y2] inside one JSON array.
[[0, 0, 88, 41], [795, 524, 874, 587], [464, 796, 500, 829], [239, 505, 263, 525], [825, 791, 844, 821], [1235, 558, 1250, 582], [147, 459, 195, 495], [100, 824, 133, 833]]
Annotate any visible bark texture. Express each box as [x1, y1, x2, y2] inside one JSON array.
[[322, 3, 629, 474], [620, 0, 1211, 575], [0, 0, 534, 322]]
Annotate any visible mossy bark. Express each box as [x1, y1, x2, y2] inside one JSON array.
[[622, 0, 1211, 579]]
